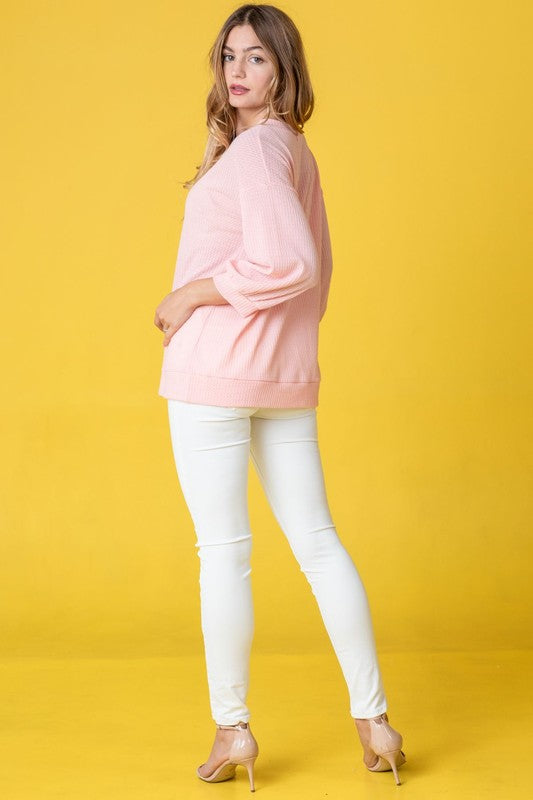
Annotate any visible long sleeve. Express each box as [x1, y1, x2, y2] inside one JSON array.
[[319, 188, 333, 321], [212, 127, 320, 317]]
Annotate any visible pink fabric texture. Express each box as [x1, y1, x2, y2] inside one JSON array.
[[158, 118, 333, 407]]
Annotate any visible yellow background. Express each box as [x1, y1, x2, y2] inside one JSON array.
[[1, 1, 532, 797]]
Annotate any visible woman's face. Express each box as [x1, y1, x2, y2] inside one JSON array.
[[222, 24, 276, 125]]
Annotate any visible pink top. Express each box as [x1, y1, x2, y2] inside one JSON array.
[[158, 117, 333, 408]]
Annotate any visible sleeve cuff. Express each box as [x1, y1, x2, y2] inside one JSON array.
[[212, 271, 259, 318]]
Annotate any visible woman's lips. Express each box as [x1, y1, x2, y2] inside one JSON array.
[[230, 86, 249, 95]]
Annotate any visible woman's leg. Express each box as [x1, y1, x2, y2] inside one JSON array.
[[249, 406, 388, 718], [167, 399, 256, 725]]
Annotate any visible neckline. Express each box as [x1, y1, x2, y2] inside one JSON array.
[[234, 118, 294, 139]]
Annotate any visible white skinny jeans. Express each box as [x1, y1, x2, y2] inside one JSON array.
[[167, 399, 388, 724]]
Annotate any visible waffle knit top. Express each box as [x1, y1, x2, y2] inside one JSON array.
[[158, 117, 333, 408]]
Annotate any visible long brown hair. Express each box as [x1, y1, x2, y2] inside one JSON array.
[[182, 3, 314, 189]]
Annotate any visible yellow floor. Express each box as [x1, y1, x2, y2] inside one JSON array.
[[1, 649, 531, 798]]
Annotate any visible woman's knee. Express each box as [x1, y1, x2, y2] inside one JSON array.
[[197, 533, 253, 576], [289, 525, 343, 572]]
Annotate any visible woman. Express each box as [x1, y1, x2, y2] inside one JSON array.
[[154, 3, 406, 791]]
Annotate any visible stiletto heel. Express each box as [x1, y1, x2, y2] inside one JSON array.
[[196, 721, 259, 792], [354, 712, 407, 785], [375, 748, 404, 785], [240, 755, 257, 791]]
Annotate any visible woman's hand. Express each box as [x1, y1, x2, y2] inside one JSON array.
[[154, 278, 228, 346], [154, 284, 198, 347]]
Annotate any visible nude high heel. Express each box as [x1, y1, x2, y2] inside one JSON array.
[[354, 712, 407, 785], [196, 721, 259, 792]]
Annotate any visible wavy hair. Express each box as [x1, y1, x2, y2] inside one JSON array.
[[182, 3, 314, 189]]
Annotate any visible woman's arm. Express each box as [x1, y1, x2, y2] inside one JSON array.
[[154, 279, 228, 347], [187, 278, 229, 309], [318, 189, 333, 321], [155, 128, 320, 343], [211, 127, 320, 317]]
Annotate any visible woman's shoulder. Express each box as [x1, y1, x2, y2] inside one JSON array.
[[228, 119, 300, 177], [230, 119, 300, 150]]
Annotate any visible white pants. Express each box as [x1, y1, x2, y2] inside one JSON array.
[[167, 399, 388, 724]]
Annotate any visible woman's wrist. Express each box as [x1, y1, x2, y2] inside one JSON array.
[[186, 278, 228, 309]]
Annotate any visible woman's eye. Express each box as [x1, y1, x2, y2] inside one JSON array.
[[222, 54, 264, 64]]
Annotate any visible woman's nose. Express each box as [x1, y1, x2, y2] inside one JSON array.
[[232, 61, 246, 77]]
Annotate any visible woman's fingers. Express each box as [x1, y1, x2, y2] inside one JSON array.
[[155, 285, 197, 344], [162, 323, 178, 346]]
